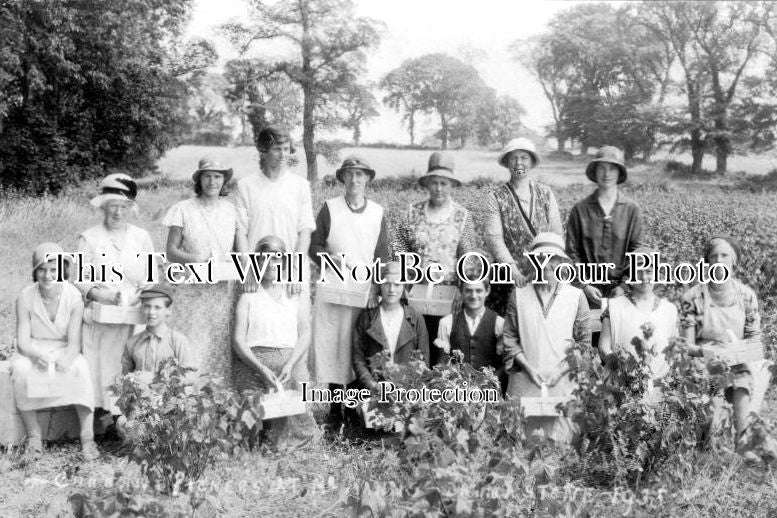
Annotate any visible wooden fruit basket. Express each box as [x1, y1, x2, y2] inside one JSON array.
[[407, 283, 457, 316], [700, 338, 764, 366], [260, 389, 306, 420], [92, 302, 145, 325], [316, 277, 371, 308]]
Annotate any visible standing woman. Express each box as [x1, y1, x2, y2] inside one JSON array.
[[680, 236, 765, 445], [485, 138, 562, 316], [77, 174, 155, 413], [502, 233, 591, 443], [565, 146, 644, 309], [162, 157, 239, 383], [13, 243, 98, 460], [309, 156, 391, 430], [393, 152, 476, 362]]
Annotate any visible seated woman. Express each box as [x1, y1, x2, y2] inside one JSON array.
[[680, 235, 766, 446], [232, 236, 315, 447], [352, 261, 430, 394], [503, 233, 591, 444], [12, 243, 98, 461], [598, 246, 678, 392]]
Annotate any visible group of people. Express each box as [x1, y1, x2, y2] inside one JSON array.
[[11, 126, 767, 459]]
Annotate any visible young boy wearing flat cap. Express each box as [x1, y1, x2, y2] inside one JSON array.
[[121, 288, 196, 374]]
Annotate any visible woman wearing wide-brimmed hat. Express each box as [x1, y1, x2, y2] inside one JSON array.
[[161, 157, 240, 384], [502, 233, 591, 443], [12, 243, 99, 461], [393, 152, 477, 362], [565, 146, 644, 309], [309, 155, 392, 431], [485, 137, 562, 315], [76, 173, 155, 414]]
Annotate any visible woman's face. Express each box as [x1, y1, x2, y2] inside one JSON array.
[[426, 176, 453, 206], [546, 256, 562, 282], [35, 260, 60, 285], [343, 169, 369, 198], [632, 267, 655, 294], [199, 171, 225, 199], [707, 240, 736, 270], [595, 162, 620, 189], [262, 141, 291, 170], [261, 253, 285, 283], [380, 274, 405, 305], [102, 200, 132, 229], [507, 151, 533, 178]]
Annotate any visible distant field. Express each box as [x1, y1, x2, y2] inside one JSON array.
[[156, 145, 777, 187]]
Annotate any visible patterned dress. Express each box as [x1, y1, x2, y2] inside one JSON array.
[[484, 181, 562, 316], [161, 197, 238, 385]]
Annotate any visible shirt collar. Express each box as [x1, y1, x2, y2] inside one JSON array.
[[586, 190, 625, 206], [463, 306, 486, 322], [143, 325, 171, 341]]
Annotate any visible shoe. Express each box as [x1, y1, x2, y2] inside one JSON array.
[[26, 438, 43, 460], [81, 440, 100, 462]]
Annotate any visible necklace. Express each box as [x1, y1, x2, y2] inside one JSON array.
[[345, 196, 366, 211]]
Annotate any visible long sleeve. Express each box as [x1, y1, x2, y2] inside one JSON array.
[[75, 234, 97, 298], [485, 192, 516, 265], [627, 205, 645, 253], [298, 180, 316, 233], [373, 213, 393, 262], [743, 285, 762, 341], [547, 189, 563, 235], [352, 310, 375, 387], [502, 290, 522, 372], [121, 340, 135, 374], [456, 210, 477, 259], [308, 203, 331, 263], [235, 181, 250, 245], [564, 205, 584, 265], [415, 312, 430, 364], [573, 292, 592, 348]]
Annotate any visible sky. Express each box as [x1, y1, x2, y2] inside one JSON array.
[[186, 0, 604, 144]]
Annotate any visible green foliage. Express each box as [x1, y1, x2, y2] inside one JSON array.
[[0, 0, 196, 193], [566, 333, 719, 487], [113, 360, 263, 494]]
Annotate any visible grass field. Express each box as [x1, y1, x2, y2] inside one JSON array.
[[1, 150, 777, 516]]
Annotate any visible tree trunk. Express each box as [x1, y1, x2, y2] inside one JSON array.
[[556, 121, 565, 152], [353, 124, 361, 146], [302, 85, 317, 182], [687, 80, 703, 175], [439, 114, 449, 150], [581, 142, 589, 156], [409, 111, 415, 146]]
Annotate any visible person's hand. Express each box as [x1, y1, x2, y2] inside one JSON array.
[[89, 286, 121, 305], [583, 285, 602, 306], [55, 350, 77, 372], [277, 361, 294, 385], [546, 371, 567, 388], [451, 290, 463, 316], [610, 285, 625, 299], [286, 264, 303, 296], [366, 284, 380, 309], [527, 366, 545, 387], [31, 353, 49, 370]]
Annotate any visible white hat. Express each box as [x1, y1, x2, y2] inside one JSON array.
[[90, 173, 138, 208], [497, 137, 540, 168], [528, 232, 569, 259]]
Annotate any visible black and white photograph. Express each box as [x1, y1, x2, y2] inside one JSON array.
[[1, 0, 777, 516]]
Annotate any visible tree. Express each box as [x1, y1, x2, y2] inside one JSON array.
[[338, 83, 378, 145], [222, 59, 302, 146], [491, 95, 526, 148], [221, 0, 383, 182], [380, 60, 426, 146], [0, 0, 197, 193], [640, 1, 775, 174], [381, 54, 488, 150]]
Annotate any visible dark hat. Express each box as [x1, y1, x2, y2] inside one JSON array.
[[192, 157, 233, 184], [335, 155, 376, 182], [256, 125, 294, 152], [139, 287, 173, 304], [585, 146, 627, 184], [90, 173, 138, 208], [418, 152, 460, 187]]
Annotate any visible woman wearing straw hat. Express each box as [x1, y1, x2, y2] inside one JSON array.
[[12, 243, 98, 461], [565, 146, 644, 309], [76, 173, 155, 414], [485, 137, 562, 316], [502, 233, 591, 443], [161, 157, 239, 384], [309, 155, 392, 432], [393, 151, 476, 363]]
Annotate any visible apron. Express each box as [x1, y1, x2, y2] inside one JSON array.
[[312, 197, 383, 385], [507, 284, 581, 443]]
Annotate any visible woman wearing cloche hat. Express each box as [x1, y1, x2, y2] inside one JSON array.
[[308, 155, 392, 432], [502, 232, 591, 444], [160, 156, 240, 385], [12, 243, 99, 461], [565, 146, 645, 309], [484, 137, 562, 315], [77, 173, 155, 414], [393, 151, 477, 362]]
